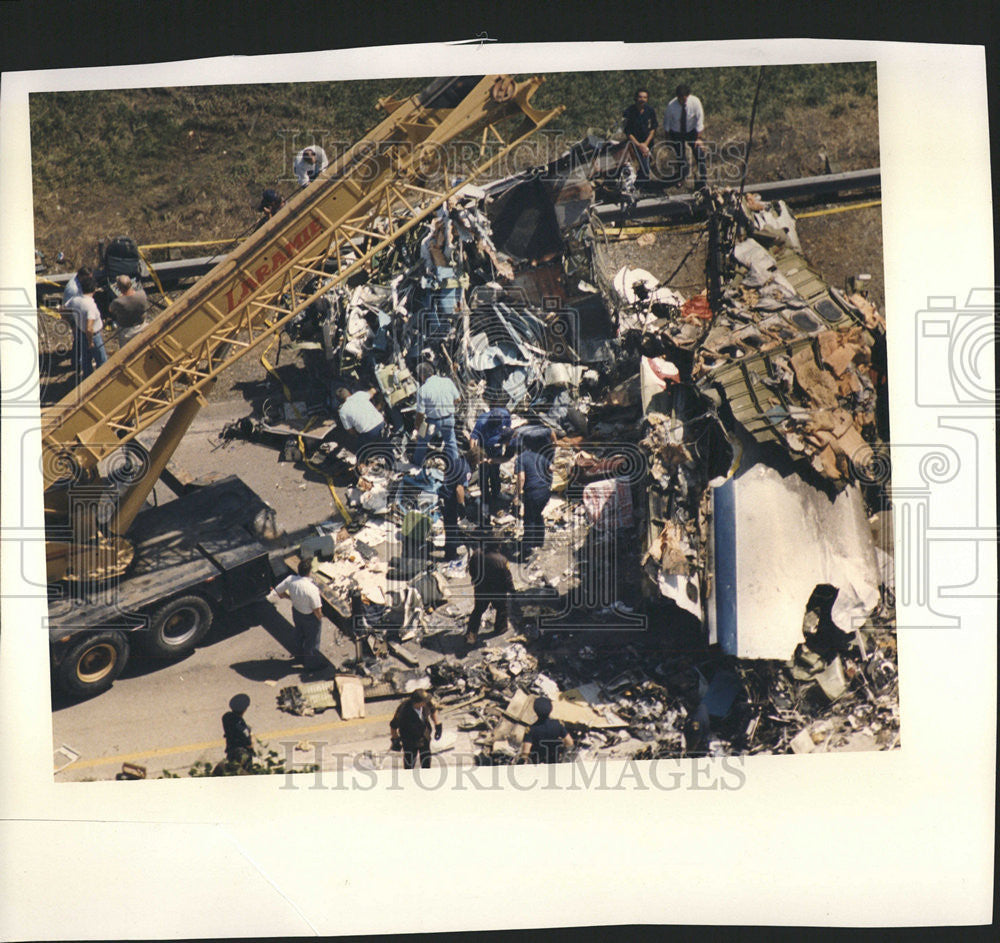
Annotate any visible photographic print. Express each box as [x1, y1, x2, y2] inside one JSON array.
[[1, 35, 993, 937]]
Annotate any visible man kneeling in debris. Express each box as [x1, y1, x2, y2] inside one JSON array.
[[390, 689, 442, 770], [520, 696, 573, 764], [465, 533, 516, 646], [336, 385, 388, 453]]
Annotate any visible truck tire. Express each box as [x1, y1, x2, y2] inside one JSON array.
[[57, 631, 129, 698], [143, 594, 214, 657]]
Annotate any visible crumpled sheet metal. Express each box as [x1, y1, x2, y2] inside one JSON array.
[[697, 329, 877, 482]]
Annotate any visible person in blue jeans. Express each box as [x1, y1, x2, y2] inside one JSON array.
[[64, 272, 107, 382], [412, 362, 461, 467], [470, 402, 511, 522], [514, 440, 553, 560], [439, 446, 478, 562]]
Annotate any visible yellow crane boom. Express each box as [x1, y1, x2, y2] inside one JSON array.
[[43, 75, 564, 581]]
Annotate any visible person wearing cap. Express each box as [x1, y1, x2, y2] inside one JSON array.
[[108, 274, 149, 345], [221, 693, 255, 772], [293, 145, 329, 187], [389, 689, 442, 770], [254, 188, 285, 228], [465, 535, 516, 645], [520, 696, 573, 764], [271, 559, 325, 671], [412, 361, 461, 467]]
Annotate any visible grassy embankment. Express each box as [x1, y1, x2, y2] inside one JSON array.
[[31, 63, 878, 269]]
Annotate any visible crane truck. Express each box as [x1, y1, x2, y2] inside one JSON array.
[[42, 75, 563, 697]]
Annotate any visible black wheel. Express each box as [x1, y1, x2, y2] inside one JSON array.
[[143, 594, 214, 657], [57, 631, 129, 698]]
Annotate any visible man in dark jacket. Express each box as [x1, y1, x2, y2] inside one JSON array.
[[514, 440, 554, 560], [222, 693, 254, 772], [622, 87, 658, 182], [520, 696, 573, 763], [470, 404, 511, 523], [465, 537, 516, 645], [390, 689, 441, 770], [440, 446, 479, 563]]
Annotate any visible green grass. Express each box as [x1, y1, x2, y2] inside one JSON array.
[[30, 63, 877, 268]]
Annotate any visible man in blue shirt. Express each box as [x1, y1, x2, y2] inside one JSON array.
[[439, 447, 479, 562], [412, 362, 461, 467], [519, 696, 573, 764], [470, 403, 511, 522], [514, 439, 553, 559]]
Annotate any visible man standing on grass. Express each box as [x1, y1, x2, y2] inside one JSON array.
[[664, 83, 707, 191], [64, 272, 107, 381], [271, 559, 325, 671], [293, 146, 329, 187], [622, 87, 658, 182]]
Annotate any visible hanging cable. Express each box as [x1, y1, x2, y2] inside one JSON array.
[[739, 67, 766, 199]]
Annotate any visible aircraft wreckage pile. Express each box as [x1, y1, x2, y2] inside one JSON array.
[[222, 139, 897, 758]]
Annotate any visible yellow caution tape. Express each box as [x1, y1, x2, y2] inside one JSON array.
[[796, 199, 882, 219], [258, 339, 354, 527], [136, 246, 173, 305]]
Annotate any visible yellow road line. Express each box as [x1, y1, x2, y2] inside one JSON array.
[[61, 711, 396, 772]]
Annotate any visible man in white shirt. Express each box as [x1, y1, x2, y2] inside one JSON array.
[[336, 386, 387, 448], [293, 145, 329, 187], [271, 559, 325, 670], [64, 272, 108, 381], [663, 83, 707, 191], [412, 361, 461, 467]]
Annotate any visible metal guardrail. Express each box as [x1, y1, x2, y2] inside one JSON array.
[[593, 167, 881, 224]]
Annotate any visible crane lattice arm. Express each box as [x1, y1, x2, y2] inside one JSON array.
[[42, 75, 564, 581]]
